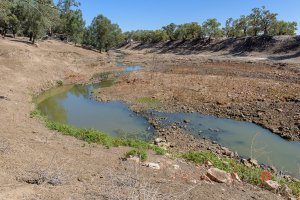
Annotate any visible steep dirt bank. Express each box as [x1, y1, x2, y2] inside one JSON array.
[[0, 38, 285, 199], [121, 35, 300, 64]]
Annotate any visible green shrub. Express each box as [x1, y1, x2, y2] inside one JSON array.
[[125, 148, 148, 161], [56, 80, 64, 86]]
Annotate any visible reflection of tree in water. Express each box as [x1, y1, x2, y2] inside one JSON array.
[[37, 84, 90, 124], [69, 84, 90, 98], [38, 91, 69, 124]]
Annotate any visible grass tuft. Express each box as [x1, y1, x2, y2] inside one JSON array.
[[136, 97, 164, 110], [125, 149, 148, 161]]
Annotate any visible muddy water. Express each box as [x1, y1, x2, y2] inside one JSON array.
[[37, 63, 300, 178], [37, 83, 154, 140], [153, 112, 300, 177]]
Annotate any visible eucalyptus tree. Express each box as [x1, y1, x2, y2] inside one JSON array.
[[87, 15, 123, 52], [202, 18, 223, 40], [162, 23, 177, 41]]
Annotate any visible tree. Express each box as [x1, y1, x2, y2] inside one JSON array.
[[235, 15, 250, 36], [57, 0, 80, 14], [87, 15, 123, 52], [162, 23, 177, 41], [248, 7, 262, 36], [17, 0, 58, 43], [260, 6, 278, 35], [202, 18, 223, 40], [174, 22, 201, 40], [223, 18, 236, 37], [272, 21, 297, 35], [64, 10, 85, 44]]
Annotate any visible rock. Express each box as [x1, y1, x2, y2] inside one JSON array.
[[77, 175, 91, 182], [172, 164, 180, 170], [154, 138, 166, 144], [241, 159, 252, 167], [204, 160, 213, 167], [276, 108, 283, 112], [145, 162, 160, 170], [248, 158, 259, 167], [279, 184, 292, 197], [183, 119, 191, 123], [188, 179, 197, 184], [206, 168, 232, 183], [127, 156, 140, 163], [231, 173, 241, 182], [269, 165, 277, 173], [200, 174, 212, 182], [263, 180, 280, 191]]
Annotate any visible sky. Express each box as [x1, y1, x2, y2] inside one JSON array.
[[54, 0, 300, 34]]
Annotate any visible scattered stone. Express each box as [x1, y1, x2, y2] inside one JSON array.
[[154, 137, 166, 144], [206, 168, 232, 183], [269, 165, 277, 173], [279, 184, 292, 197], [276, 108, 283, 113], [263, 180, 280, 191], [144, 162, 160, 170], [200, 174, 212, 182], [241, 159, 252, 167], [188, 179, 197, 184], [204, 160, 213, 167], [231, 173, 241, 182], [127, 156, 140, 163], [172, 164, 180, 170], [248, 158, 259, 167], [183, 119, 191, 123]]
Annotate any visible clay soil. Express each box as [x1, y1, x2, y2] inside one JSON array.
[[0, 37, 293, 200]]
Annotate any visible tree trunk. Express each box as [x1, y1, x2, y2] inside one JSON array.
[[29, 32, 33, 41]]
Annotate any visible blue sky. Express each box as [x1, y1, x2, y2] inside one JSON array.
[[54, 0, 300, 33]]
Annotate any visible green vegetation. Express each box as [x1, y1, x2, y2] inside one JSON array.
[[30, 107, 166, 154], [1, 3, 297, 48], [56, 80, 63, 86], [82, 15, 123, 52], [125, 148, 148, 161], [181, 151, 300, 196], [136, 97, 164, 110], [124, 6, 297, 43]]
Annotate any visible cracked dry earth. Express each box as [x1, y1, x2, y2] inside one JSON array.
[[0, 38, 287, 199]]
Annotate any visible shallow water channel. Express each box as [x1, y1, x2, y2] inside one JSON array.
[[37, 63, 300, 178]]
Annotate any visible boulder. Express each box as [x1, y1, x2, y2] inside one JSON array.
[[206, 168, 232, 183], [263, 180, 280, 191]]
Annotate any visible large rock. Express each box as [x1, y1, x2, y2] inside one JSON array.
[[206, 168, 232, 183], [263, 180, 280, 191]]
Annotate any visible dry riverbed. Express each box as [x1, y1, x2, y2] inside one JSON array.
[[97, 49, 300, 141], [0, 38, 296, 199]]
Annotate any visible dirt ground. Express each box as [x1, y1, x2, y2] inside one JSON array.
[[97, 48, 300, 141], [0, 37, 292, 200]]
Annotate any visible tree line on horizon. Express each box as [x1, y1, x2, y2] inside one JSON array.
[[0, 1, 298, 51], [124, 6, 298, 43]]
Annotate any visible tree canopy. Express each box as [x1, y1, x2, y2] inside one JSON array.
[[0, 4, 298, 48]]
